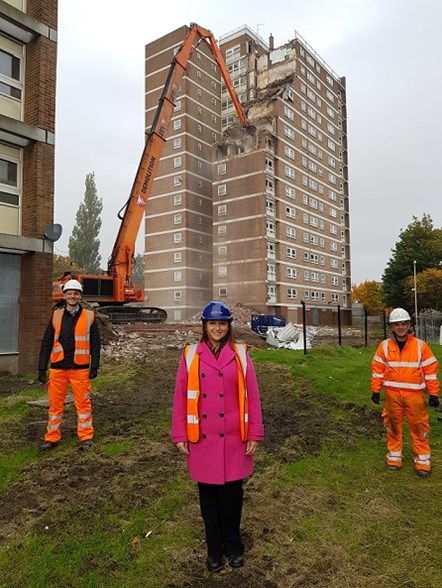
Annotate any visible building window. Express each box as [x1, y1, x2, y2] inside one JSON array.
[[218, 205, 226, 216], [266, 221, 275, 237], [285, 186, 295, 199], [0, 48, 22, 100], [218, 184, 226, 196], [219, 287, 227, 297], [174, 252, 182, 263], [173, 213, 181, 225], [284, 146, 295, 160], [287, 268, 297, 279], [174, 271, 182, 281], [173, 119, 181, 130], [266, 200, 275, 215], [0, 155, 19, 206], [218, 245, 227, 256], [218, 164, 226, 175], [286, 247, 296, 259], [173, 138, 181, 149], [285, 206, 296, 219], [284, 165, 295, 179], [173, 194, 182, 205], [174, 100, 181, 111], [284, 105, 294, 120], [174, 291, 182, 300], [218, 266, 227, 277], [218, 225, 227, 236], [266, 178, 274, 195], [173, 233, 182, 243], [286, 227, 296, 239], [173, 157, 181, 168], [173, 176, 182, 186], [0, 253, 20, 352], [284, 126, 295, 140]]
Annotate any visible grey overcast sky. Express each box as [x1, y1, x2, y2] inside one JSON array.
[[55, 0, 442, 284]]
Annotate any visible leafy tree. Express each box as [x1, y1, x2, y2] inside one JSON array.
[[404, 268, 442, 311], [351, 280, 384, 314], [382, 214, 442, 308], [68, 172, 103, 273], [52, 254, 83, 279], [131, 253, 145, 288]]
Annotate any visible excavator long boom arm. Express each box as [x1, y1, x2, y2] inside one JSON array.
[[108, 23, 249, 301]]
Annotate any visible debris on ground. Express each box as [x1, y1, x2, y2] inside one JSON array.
[[265, 323, 317, 350]]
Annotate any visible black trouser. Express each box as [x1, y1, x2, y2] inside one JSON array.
[[198, 480, 244, 561]]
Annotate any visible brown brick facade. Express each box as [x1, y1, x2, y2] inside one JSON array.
[[0, 1, 58, 374]]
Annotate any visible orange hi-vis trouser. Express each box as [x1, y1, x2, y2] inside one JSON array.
[[44, 368, 93, 443], [382, 389, 431, 473]]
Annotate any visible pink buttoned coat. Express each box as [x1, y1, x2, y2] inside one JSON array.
[[171, 341, 264, 485]]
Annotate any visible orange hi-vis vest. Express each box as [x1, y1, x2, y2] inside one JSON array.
[[184, 343, 249, 443], [50, 308, 95, 365], [371, 335, 439, 396]]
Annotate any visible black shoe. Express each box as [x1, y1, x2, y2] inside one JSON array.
[[227, 554, 244, 568], [40, 440, 58, 451], [80, 439, 93, 450], [206, 557, 223, 573], [416, 469, 430, 478]]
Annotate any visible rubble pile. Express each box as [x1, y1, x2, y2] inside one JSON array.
[[100, 302, 266, 362], [188, 302, 260, 327]]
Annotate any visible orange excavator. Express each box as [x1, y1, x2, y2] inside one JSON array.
[[53, 23, 250, 322]]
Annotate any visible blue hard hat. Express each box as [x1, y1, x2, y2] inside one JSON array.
[[201, 300, 233, 321]]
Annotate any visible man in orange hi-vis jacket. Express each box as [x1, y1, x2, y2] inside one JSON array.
[[38, 279, 100, 451], [371, 308, 440, 478]]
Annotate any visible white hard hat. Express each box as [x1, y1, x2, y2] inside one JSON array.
[[62, 279, 83, 293], [389, 308, 411, 323]]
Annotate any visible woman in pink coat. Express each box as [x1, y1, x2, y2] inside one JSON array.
[[171, 300, 264, 573]]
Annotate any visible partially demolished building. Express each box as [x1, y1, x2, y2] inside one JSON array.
[[145, 25, 350, 324]]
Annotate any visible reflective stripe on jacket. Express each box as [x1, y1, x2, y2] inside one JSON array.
[[371, 334, 440, 396], [184, 342, 249, 442], [50, 308, 95, 365]]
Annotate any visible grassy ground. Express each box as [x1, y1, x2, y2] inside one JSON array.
[[0, 344, 442, 587]]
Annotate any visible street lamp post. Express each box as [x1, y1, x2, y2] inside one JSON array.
[[413, 260, 418, 337]]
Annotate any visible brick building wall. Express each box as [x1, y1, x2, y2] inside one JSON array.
[[0, 0, 57, 374]]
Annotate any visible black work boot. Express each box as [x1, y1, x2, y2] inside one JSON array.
[[80, 439, 93, 450], [40, 440, 58, 451]]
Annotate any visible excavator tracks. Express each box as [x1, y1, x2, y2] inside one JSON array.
[[98, 306, 167, 324]]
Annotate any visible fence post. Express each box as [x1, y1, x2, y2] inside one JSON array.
[[301, 300, 307, 355], [337, 304, 342, 346], [364, 307, 368, 347]]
